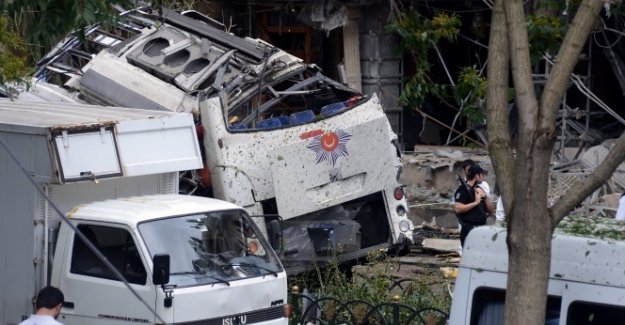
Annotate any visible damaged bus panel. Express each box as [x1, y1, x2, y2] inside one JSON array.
[[32, 7, 413, 272]]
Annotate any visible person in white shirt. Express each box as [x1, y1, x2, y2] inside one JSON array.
[[495, 197, 505, 225], [18, 286, 64, 325], [478, 179, 491, 197], [492, 182, 505, 226], [616, 193, 625, 221]]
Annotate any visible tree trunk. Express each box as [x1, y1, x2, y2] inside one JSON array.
[[506, 205, 552, 325], [485, 1, 612, 324], [485, 0, 625, 324], [505, 159, 554, 324]]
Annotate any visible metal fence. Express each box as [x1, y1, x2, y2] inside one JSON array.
[[289, 291, 449, 325]]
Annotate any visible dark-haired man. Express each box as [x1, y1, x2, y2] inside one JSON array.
[[454, 165, 494, 247], [461, 159, 491, 196], [19, 286, 64, 325]]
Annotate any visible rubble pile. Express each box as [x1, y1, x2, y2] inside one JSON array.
[[401, 145, 493, 230], [398, 141, 625, 274]]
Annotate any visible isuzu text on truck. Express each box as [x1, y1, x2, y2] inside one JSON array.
[[21, 6, 414, 272], [0, 100, 288, 324]]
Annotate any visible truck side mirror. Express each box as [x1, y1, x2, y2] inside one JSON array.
[[152, 254, 170, 285]]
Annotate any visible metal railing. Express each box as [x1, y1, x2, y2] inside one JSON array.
[[289, 288, 449, 325]]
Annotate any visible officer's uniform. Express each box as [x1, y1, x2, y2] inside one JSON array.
[[454, 184, 488, 247]]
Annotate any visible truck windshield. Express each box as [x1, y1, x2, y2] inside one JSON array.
[[138, 210, 282, 287]]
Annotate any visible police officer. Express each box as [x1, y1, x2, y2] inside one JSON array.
[[454, 165, 494, 247]]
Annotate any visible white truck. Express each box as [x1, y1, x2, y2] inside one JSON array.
[[449, 218, 625, 325], [0, 100, 288, 325], [29, 7, 414, 272]]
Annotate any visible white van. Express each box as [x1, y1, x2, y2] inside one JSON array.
[[449, 217, 625, 324]]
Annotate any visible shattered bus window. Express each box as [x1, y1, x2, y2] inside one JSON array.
[[226, 71, 364, 131]]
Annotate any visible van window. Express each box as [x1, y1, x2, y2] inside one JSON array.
[[70, 224, 147, 285], [567, 301, 625, 324], [470, 288, 561, 325]]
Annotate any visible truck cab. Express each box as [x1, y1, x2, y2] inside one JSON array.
[[54, 194, 287, 324], [449, 217, 625, 325]]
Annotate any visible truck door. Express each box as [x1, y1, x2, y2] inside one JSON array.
[[58, 223, 157, 325]]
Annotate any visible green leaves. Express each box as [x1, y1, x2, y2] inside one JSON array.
[[388, 11, 460, 53], [0, 15, 31, 85], [387, 11, 460, 108], [0, 0, 138, 88], [2, 0, 132, 60], [558, 215, 625, 241], [455, 67, 487, 127], [432, 13, 462, 42], [526, 15, 564, 64]]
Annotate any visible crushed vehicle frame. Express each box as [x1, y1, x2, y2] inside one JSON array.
[[26, 5, 414, 273]]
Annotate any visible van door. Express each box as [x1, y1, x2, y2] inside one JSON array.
[[58, 223, 156, 325]]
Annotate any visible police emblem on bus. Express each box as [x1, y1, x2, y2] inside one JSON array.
[[306, 130, 352, 167]]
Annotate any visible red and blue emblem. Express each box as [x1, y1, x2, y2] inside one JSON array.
[[306, 130, 352, 166]]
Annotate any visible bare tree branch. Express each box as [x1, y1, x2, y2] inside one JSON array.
[[486, 0, 515, 215], [503, 0, 538, 137], [539, 0, 604, 131], [550, 134, 625, 222], [503, 0, 543, 233]]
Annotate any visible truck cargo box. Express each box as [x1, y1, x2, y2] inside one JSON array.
[[0, 100, 203, 323], [0, 100, 202, 183]]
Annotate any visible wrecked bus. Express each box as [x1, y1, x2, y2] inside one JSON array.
[[29, 7, 413, 272]]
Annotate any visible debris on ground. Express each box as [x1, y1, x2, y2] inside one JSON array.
[[421, 238, 461, 254]]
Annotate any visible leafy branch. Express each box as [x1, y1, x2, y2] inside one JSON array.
[[0, 15, 30, 88], [387, 11, 461, 109]]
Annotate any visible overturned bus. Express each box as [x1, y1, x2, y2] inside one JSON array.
[[28, 7, 413, 272]]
